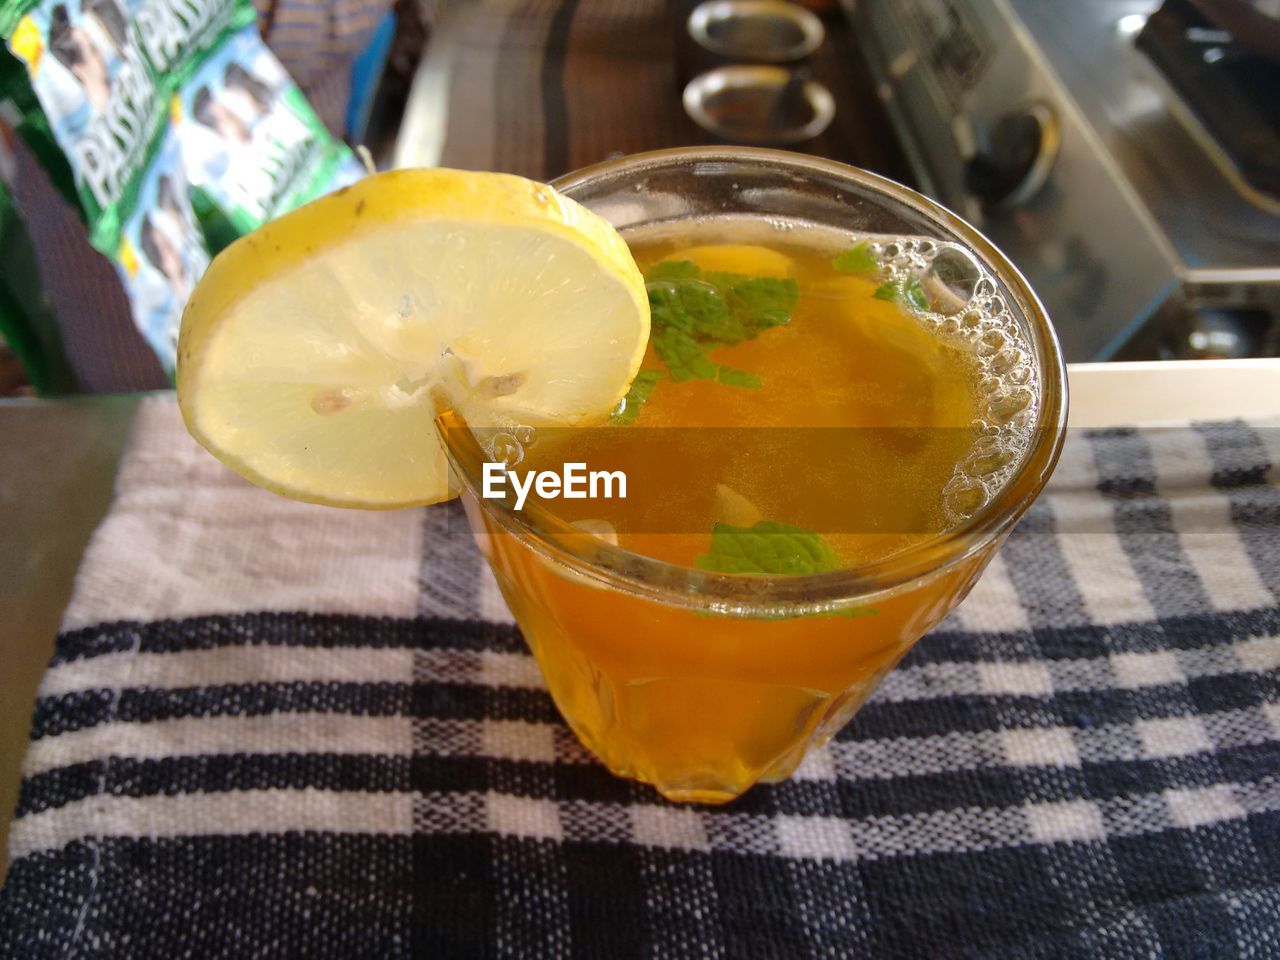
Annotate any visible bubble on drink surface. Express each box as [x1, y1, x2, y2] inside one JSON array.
[[966, 446, 1015, 478], [984, 389, 1034, 425], [921, 248, 982, 316], [848, 233, 1040, 523], [977, 329, 1009, 357], [989, 347, 1026, 377], [942, 474, 990, 518], [486, 431, 526, 468]]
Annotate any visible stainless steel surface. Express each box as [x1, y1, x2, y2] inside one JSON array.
[[1011, 0, 1279, 264], [1157, 304, 1279, 358], [683, 66, 836, 144], [1188, 0, 1280, 57], [993, 102, 1060, 208], [0, 394, 139, 882], [687, 0, 826, 63], [843, 0, 1280, 360]]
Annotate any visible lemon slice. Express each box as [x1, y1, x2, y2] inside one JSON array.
[[177, 169, 650, 508]]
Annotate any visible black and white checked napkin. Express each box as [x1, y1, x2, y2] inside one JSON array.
[[2, 395, 1278, 958]]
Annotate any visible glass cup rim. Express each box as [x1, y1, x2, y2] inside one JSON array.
[[442, 147, 1069, 615]]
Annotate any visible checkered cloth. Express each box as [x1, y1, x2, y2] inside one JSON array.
[[1, 394, 1278, 958]]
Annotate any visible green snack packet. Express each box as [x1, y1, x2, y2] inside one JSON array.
[[1, 0, 362, 375], [0, 45, 78, 211], [114, 126, 208, 371], [0, 0, 257, 251], [171, 24, 364, 244]]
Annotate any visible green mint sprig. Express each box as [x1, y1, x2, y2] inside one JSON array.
[[874, 276, 931, 311], [652, 328, 762, 387], [833, 241, 879, 275], [617, 260, 797, 422], [836, 241, 931, 312], [695, 519, 878, 618], [706, 274, 797, 340], [609, 369, 664, 425], [696, 519, 843, 575], [645, 261, 798, 349]]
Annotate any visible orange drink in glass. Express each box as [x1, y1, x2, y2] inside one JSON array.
[[440, 148, 1067, 804]]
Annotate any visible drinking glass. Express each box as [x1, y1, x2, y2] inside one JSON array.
[[440, 148, 1068, 803]]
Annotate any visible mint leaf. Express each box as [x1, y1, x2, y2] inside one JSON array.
[[833, 241, 878, 275], [644, 260, 700, 281], [902, 276, 930, 311], [873, 276, 931, 311], [716, 365, 763, 389], [648, 274, 796, 345], [653, 327, 719, 382], [706, 274, 798, 339], [610, 369, 664, 425], [648, 281, 732, 337], [696, 520, 844, 575], [695, 519, 879, 619], [646, 264, 797, 342], [653, 328, 763, 389], [642, 260, 797, 388]]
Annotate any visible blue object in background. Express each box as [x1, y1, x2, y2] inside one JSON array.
[[346, 10, 398, 146]]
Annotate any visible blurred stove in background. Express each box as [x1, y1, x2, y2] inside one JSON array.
[[844, 0, 1280, 360]]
